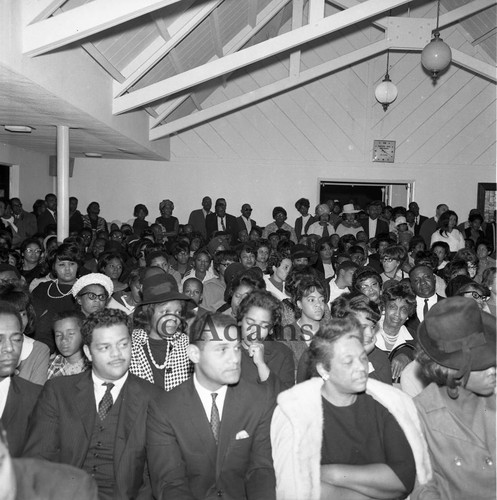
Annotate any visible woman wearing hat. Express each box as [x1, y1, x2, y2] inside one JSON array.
[[130, 269, 193, 391], [335, 204, 363, 238], [411, 297, 496, 500], [71, 273, 114, 317]]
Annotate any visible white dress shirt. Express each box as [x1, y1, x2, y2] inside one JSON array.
[[415, 294, 438, 323], [0, 376, 11, 417], [193, 373, 228, 423], [92, 371, 128, 411]]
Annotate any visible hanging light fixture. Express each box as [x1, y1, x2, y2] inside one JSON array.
[[421, 0, 452, 81], [375, 49, 398, 111]]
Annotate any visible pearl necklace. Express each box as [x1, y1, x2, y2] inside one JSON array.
[[146, 338, 171, 370], [47, 280, 73, 299]]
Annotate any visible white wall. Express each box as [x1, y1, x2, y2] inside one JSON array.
[[69, 157, 495, 226], [0, 142, 53, 205]]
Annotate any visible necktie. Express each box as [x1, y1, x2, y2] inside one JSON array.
[[210, 393, 220, 444], [98, 382, 114, 420], [423, 298, 429, 319], [220, 218, 226, 231], [322, 224, 329, 238]]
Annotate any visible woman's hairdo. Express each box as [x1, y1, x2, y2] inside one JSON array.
[[307, 316, 363, 376]]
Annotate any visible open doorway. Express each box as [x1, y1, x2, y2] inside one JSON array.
[[319, 180, 413, 210], [0, 165, 10, 199]]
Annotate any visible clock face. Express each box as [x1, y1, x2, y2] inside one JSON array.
[[373, 140, 396, 163]]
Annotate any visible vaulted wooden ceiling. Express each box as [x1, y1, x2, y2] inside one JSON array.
[[1, 0, 495, 160]]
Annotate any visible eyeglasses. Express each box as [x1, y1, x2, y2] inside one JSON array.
[[360, 282, 380, 291], [80, 292, 108, 301], [381, 257, 397, 263], [107, 264, 123, 270], [461, 291, 490, 301], [25, 248, 41, 254], [243, 208, 253, 212]]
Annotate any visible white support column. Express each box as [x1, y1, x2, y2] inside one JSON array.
[[56, 126, 70, 243]]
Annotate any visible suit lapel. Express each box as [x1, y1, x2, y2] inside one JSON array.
[[75, 372, 96, 440], [186, 380, 217, 468], [2, 377, 21, 429], [114, 376, 139, 471]]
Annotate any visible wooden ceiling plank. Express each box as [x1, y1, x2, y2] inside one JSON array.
[[23, 0, 185, 57], [114, 0, 412, 114], [150, 0, 292, 127], [438, 0, 496, 29], [81, 42, 125, 83], [148, 39, 388, 139], [451, 48, 497, 81], [114, 0, 223, 97], [290, 0, 304, 77]]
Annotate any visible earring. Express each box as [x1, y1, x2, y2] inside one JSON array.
[[322, 374, 329, 381]]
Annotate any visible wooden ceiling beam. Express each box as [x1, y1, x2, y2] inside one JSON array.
[[149, 0, 291, 127], [23, 0, 184, 57], [438, 0, 496, 30], [114, 0, 413, 114], [113, 0, 223, 97], [451, 48, 497, 82], [149, 39, 389, 139]]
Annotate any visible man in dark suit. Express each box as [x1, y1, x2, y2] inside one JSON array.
[[10, 198, 37, 248], [408, 202, 428, 236], [419, 203, 448, 247], [23, 309, 166, 500], [37, 193, 57, 235], [237, 203, 257, 235], [188, 196, 212, 238], [147, 312, 276, 500], [206, 198, 239, 243], [360, 200, 390, 239], [0, 303, 42, 458], [405, 264, 444, 338]]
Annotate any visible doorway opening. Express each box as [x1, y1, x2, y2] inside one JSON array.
[[319, 180, 413, 210], [0, 165, 10, 199]]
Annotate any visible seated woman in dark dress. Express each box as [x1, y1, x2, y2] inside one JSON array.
[[236, 290, 294, 392], [271, 316, 431, 500]]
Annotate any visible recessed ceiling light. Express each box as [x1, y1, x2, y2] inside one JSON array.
[[4, 125, 34, 133], [84, 152, 102, 158]]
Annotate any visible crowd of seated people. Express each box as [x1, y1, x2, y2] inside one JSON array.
[[0, 192, 495, 500]]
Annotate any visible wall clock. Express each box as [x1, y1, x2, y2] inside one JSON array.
[[372, 140, 396, 163]]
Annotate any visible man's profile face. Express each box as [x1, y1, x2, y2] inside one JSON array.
[[83, 324, 131, 381], [189, 326, 241, 391], [0, 314, 23, 379], [69, 198, 78, 213], [410, 266, 436, 298], [408, 202, 419, 216]]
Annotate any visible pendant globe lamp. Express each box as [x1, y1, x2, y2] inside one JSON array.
[[375, 49, 398, 111], [421, 0, 452, 81]]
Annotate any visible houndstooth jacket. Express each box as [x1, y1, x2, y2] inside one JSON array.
[[129, 329, 192, 391]]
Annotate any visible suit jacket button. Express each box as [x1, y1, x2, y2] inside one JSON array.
[[166, 368, 172, 373], [217, 490, 223, 497]]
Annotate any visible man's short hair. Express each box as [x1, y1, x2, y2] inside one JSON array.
[[336, 260, 359, 274], [189, 312, 238, 346], [81, 309, 131, 347]]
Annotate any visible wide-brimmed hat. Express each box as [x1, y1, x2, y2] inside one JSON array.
[[71, 273, 113, 298], [395, 216, 407, 226], [418, 297, 496, 375], [138, 267, 192, 306], [340, 203, 360, 215]]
